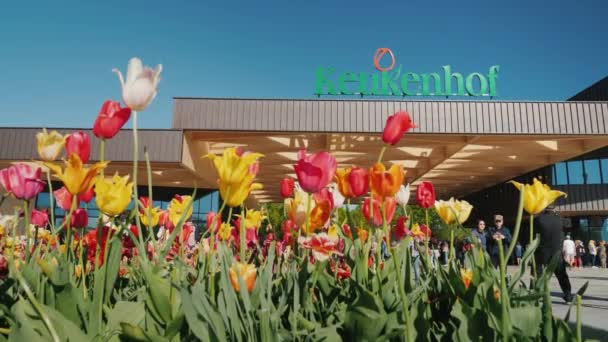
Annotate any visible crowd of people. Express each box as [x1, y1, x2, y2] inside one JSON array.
[[562, 235, 608, 269]]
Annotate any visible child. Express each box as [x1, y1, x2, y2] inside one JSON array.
[[515, 241, 523, 265]]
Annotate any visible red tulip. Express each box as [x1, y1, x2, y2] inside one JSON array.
[[79, 187, 95, 203], [70, 208, 88, 229], [382, 111, 417, 145], [348, 167, 369, 197], [341, 224, 353, 239], [416, 181, 435, 209], [65, 132, 91, 163], [84, 226, 112, 266], [206, 211, 221, 233], [0, 163, 45, 200], [159, 210, 174, 231], [122, 224, 139, 249], [394, 216, 410, 241], [138, 196, 151, 214], [93, 100, 132, 140], [294, 149, 337, 193], [362, 197, 396, 226], [53, 187, 79, 211], [31, 208, 49, 227], [280, 177, 295, 198]]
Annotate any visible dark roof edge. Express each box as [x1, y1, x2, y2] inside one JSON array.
[[173, 96, 608, 104]]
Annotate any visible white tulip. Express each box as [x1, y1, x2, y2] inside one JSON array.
[[330, 183, 345, 208], [113, 57, 162, 112], [396, 184, 411, 205]]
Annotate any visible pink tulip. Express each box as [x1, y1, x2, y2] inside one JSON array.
[[293, 149, 337, 193], [30, 208, 49, 227], [0, 163, 45, 200]]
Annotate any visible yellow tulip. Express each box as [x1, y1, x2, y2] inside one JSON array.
[[45, 154, 108, 195], [218, 178, 263, 208], [229, 262, 257, 293], [140, 206, 161, 227], [36, 128, 65, 161], [244, 209, 265, 230], [206, 148, 264, 184], [219, 223, 232, 241], [510, 178, 567, 215], [168, 195, 193, 226], [435, 199, 457, 224], [434, 198, 473, 224], [328, 224, 339, 240], [461, 268, 473, 289], [95, 173, 133, 217]]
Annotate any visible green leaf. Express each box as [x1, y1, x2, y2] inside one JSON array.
[[108, 301, 145, 331], [511, 305, 542, 337], [145, 270, 172, 324], [120, 322, 168, 342]]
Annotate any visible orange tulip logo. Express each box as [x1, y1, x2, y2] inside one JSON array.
[[373, 48, 395, 72]]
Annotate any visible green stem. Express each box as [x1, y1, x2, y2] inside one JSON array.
[[498, 241, 510, 341], [24, 200, 30, 261], [100, 139, 105, 178], [66, 195, 78, 262], [530, 216, 537, 281], [238, 207, 245, 262], [576, 294, 582, 342], [79, 228, 87, 299], [449, 227, 455, 263], [207, 198, 227, 305], [12, 262, 60, 342], [131, 111, 146, 260], [505, 190, 525, 264], [304, 193, 312, 237], [425, 208, 431, 265], [391, 247, 413, 342], [144, 148, 157, 245], [377, 146, 387, 163], [46, 171, 56, 234]]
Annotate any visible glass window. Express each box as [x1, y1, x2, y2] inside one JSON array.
[[602, 159, 608, 184], [554, 162, 568, 185], [584, 159, 601, 184], [567, 161, 584, 184], [36, 192, 50, 209]]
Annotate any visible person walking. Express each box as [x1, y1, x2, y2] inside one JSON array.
[[489, 215, 512, 267], [534, 205, 573, 303], [599, 241, 607, 268], [562, 235, 576, 268], [588, 240, 597, 268], [471, 219, 489, 252], [574, 240, 584, 269]]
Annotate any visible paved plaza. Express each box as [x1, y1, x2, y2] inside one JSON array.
[[509, 266, 608, 339]]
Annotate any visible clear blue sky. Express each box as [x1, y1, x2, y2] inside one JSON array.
[[0, 0, 606, 129]]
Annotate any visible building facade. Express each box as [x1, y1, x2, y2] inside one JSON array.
[[1, 77, 607, 238]]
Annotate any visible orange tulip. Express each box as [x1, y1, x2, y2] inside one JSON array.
[[370, 163, 404, 200], [229, 262, 257, 293], [335, 167, 369, 198], [357, 228, 369, 243]]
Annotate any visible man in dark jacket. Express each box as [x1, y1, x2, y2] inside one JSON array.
[[534, 205, 573, 303], [489, 215, 512, 266]]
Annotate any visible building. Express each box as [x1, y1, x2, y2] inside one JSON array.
[[1, 77, 607, 240]]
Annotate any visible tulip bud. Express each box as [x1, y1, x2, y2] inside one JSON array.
[[70, 208, 88, 229], [65, 132, 91, 163], [395, 184, 411, 205], [93, 100, 132, 139], [280, 177, 295, 198], [382, 111, 416, 145], [416, 181, 436, 209]]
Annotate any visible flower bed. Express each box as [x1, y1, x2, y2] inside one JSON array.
[[0, 58, 587, 341]]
